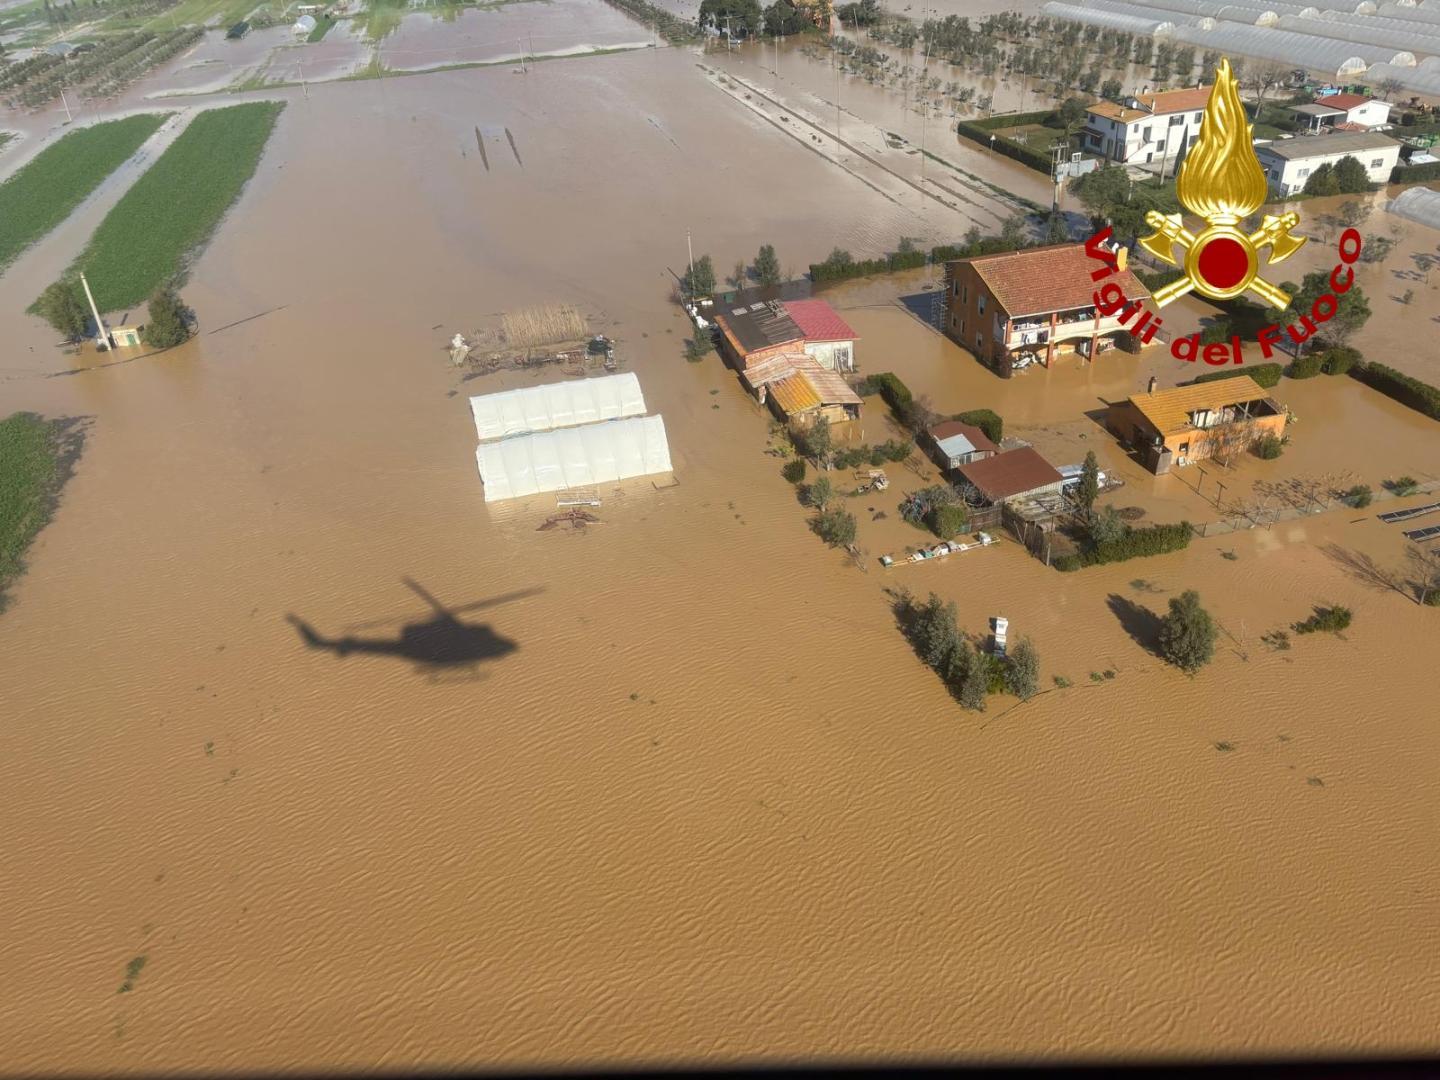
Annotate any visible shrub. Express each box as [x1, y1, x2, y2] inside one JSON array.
[[803, 476, 834, 509], [1386, 476, 1419, 497], [1253, 434, 1285, 460], [1006, 637, 1039, 701], [1424, 589, 1440, 608], [868, 372, 912, 414], [868, 446, 887, 467], [1322, 346, 1361, 376], [35, 281, 87, 340], [1292, 606, 1353, 634], [833, 446, 869, 470], [879, 438, 913, 462], [1286, 352, 1325, 380], [685, 332, 714, 362], [140, 289, 191, 349], [1158, 589, 1218, 673], [1389, 160, 1440, 185], [812, 506, 857, 547], [1350, 362, 1440, 422], [782, 459, 807, 484], [1344, 484, 1372, 508], [929, 502, 969, 538], [1067, 520, 1192, 569], [1193, 363, 1283, 389], [953, 408, 1003, 444]]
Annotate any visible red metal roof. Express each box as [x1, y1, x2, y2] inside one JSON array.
[[1322, 93, 1373, 111], [783, 299, 857, 343]]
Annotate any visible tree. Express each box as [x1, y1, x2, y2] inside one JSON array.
[[913, 593, 962, 672], [753, 243, 781, 286], [1006, 637, 1039, 700], [141, 289, 193, 350], [998, 213, 1028, 249], [803, 475, 834, 509], [685, 332, 715, 361], [1076, 450, 1100, 517], [682, 253, 715, 299], [812, 506, 857, 547], [763, 0, 805, 35], [1088, 505, 1126, 546], [796, 414, 831, 464], [959, 642, 989, 710], [35, 281, 88, 341], [1331, 154, 1369, 194], [1158, 589, 1217, 673], [730, 259, 747, 288], [929, 502, 969, 537], [1374, 76, 1403, 102], [1045, 210, 1068, 244], [1100, 77, 1123, 102], [1057, 95, 1089, 133], [698, 0, 761, 35], [1245, 60, 1290, 108], [1284, 269, 1371, 352], [1303, 162, 1339, 196]]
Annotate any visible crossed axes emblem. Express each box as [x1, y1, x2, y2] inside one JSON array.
[[1140, 210, 1307, 309]]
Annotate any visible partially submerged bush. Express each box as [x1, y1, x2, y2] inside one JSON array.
[[812, 506, 856, 547], [1344, 484, 1372, 508], [1385, 476, 1419, 497], [782, 459, 807, 484], [1292, 606, 1353, 634], [1253, 434, 1285, 460], [928, 502, 969, 538], [1158, 589, 1217, 673]]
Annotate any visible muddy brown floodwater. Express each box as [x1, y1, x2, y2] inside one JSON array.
[[1, 25, 1439, 1074]]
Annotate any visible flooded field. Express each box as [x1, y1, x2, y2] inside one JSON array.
[[378, 0, 653, 71], [128, 26, 297, 98], [2, 9, 1439, 1072]]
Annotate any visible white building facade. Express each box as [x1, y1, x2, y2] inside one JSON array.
[[1083, 87, 1211, 170], [1254, 132, 1403, 196]]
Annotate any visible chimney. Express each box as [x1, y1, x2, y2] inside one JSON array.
[[1148, 375, 1158, 394]]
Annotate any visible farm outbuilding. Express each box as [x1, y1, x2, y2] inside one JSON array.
[[474, 415, 673, 502], [468, 372, 646, 441]]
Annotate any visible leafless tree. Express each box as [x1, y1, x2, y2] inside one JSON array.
[[1245, 61, 1290, 109], [1406, 543, 1440, 606], [1374, 76, 1404, 102], [1203, 415, 1260, 467]]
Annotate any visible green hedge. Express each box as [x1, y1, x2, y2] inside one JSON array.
[[1191, 363, 1284, 390], [1322, 346, 1361, 376], [809, 248, 926, 284], [1286, 352, 1325, 379], [956, 118, 1054, 173], [1055, 521, 1193, 571], [1350, 361, 1440, 422], [1390, 161, 1440, 185], [868, 372, 913, 413], [953, 408, 1003, 444]]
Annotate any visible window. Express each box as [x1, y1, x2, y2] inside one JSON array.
[[1193, 111, 1202, 122], [976, 333, 983, 351], [1188, 134, 1197, 147], [1170, 114, 1184, 126], [1298, 167, 1310, 178], [978, 294, 986, 315], [1142, 125, 1152, 143], [1371, 157, 1383, 168], [1146, 152, 1153, 163], [962, 284, 968, 304]]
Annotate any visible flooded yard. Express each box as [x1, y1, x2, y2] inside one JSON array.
[[0, 7, 1438, 1071]]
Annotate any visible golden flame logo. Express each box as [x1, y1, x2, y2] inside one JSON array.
[[1141, 57, 1307, 308]]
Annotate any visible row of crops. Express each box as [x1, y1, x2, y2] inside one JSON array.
[[2, 26, 203, 109]]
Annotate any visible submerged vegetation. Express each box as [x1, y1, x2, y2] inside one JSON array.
[[35, 102, 284, 320], [1, 413, 84, 612], [0, 114, 167, 275], [894, 590, 1041, 711]]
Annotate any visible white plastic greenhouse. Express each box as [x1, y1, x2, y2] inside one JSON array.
[[1042, 2, 1177, 33], [1365, 55, 1440, 90], [1276, 12, 1440, 54], [468, 372, 647, 442], [474, 415, 673, 502], [1387, 187, 1440, 231], [1169, 21, 1413, 74]]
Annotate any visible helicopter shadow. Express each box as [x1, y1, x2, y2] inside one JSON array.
[[286, 577, 541, 674]]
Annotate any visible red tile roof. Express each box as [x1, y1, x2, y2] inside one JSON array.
[[1088, 86, 1210, 122], [960, 243, 1150, 319], [783, 299, 857, 343], [956, 446, 1063, 502], [928, 420, 998, 454], [1322, 93, 1373, 110]]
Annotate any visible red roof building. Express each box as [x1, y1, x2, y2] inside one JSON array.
[[783, 299, 857, 343], [942, 243, 1153, 378]]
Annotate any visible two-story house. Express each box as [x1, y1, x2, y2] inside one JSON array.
[[1083, 87, 1211, 171], [941, 243, 1153, 378]]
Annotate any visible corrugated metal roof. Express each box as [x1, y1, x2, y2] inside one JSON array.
[[929, 420, 998, 454], [935, 432, 979, 459], [715, 301, 803, 357], [1127, 375, 1273, 435], [956, 447, 1064, 502], [1254, 130, 1400, 160], [783, 299, 858, 343], [769, 373, 823, 415]]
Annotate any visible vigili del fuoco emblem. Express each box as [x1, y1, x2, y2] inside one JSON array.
[[1140, 57, 1307, 309]]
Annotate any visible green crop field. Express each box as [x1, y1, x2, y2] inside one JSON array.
[[0, 413, 67, 612], [42, 101, 284, 314], [0, 114, 167, 276]]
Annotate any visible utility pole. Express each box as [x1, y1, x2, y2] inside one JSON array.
[[518, 38, 526, 73], [59, 87, 72, 124], [1051, 141, 1065, 213], [686, 228, 695, 300], [80, 271, 109, 349], [298, 55, 308, 98]]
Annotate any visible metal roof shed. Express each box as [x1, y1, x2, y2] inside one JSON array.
[[469, 372, 646, 441]]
